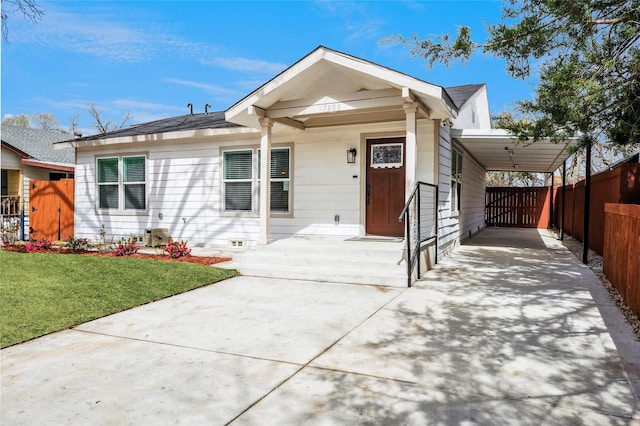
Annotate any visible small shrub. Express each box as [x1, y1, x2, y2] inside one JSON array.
[[66, 237, 91, 253], [162, 240, 191, 259], [25, 239, 53, 253], [114, 240, 139, 257], [1, 220, 20, 247]]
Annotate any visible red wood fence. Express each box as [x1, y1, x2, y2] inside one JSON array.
[[553, 163, 640, 255], [603, 204, 640, 316], [486, 187, 551, 228], [29, 179, 74, 241]]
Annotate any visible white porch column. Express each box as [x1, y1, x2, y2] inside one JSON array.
[[404, 102, 418, 200], [258, 117, 273, 245]]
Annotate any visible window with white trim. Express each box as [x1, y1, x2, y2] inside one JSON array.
[[97, 155, 147, 211], [451, 148, 462, 212], [222, 146, 291, 214]]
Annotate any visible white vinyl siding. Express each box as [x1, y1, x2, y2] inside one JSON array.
[[459, 151, 486, 240]]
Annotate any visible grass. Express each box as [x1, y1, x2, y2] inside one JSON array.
[[0, 251, 236, 348]]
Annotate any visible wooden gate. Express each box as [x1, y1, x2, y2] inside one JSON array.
[[29, 179, 74, 241], [485, 187, 550, 228]]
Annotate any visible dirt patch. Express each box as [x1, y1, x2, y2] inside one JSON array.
[[1, 245, 230, 266], [558, 233, 640, 340]]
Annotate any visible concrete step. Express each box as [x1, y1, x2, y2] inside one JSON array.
[[217, 236, 409, 287]]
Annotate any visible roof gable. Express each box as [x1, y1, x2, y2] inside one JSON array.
[[226, 46, 457, 129], [445, 84, 486, 110]]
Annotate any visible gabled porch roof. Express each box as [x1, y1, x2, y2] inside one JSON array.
[[451, 128, 577, 173], [225, 46, 458, 130]]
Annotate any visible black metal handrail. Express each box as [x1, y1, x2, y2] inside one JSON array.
[[398, 181, 438, 287]]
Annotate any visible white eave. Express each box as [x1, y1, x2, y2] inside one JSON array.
[[451, 128, 577, 173], [57, 126, 260, 148]]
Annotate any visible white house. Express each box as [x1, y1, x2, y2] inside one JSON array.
[[61, 46, 572, 272]]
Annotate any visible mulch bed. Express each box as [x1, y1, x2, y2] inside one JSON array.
[[1, 246, 230, 266]]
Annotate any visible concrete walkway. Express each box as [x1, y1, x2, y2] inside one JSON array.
[[2, 229, 638, 425]]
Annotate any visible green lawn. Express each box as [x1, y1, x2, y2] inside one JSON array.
[[0, 251, 236, 348]]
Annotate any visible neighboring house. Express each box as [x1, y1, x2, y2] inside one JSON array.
[[61, 46, 572, 260], [1, 125, 75, 239]]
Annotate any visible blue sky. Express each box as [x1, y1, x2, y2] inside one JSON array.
[[1, 0, 536, 135]]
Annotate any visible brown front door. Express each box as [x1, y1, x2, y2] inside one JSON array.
[[365, 138, 405, 237]]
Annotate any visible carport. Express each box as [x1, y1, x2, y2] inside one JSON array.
[[451, 129, 589, 260]]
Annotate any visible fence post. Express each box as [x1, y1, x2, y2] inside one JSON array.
[[19, 203, 25, 241]]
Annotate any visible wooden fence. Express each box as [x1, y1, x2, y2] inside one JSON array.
[[553, 163, 640, 255], [603, 204, 640, 316], [486, 187, 551, 228], [29, 179, 74, 241]]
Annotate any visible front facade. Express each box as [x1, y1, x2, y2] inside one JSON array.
[[67, 47, 491, 258]]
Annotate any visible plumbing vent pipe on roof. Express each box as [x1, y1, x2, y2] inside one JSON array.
[[187, 103, 193, 115], [205, 104, 211, 114]]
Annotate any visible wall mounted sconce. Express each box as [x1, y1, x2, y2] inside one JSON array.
[[347, 147, 357, 164]]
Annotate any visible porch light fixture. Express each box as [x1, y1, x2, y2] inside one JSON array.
[[347, 148, 357, 164]]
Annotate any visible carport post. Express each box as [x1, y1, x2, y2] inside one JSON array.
[[582, 142, 592, 264], [548, 173, 553, 229], [560, 160, 566, 240]]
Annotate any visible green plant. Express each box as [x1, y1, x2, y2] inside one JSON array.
[[114, 239, 139, 256], [65, 236, 91, 252], [162, 240, 192, 259], [25, 239, 52, 252]]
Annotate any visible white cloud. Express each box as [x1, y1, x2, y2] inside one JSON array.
[[164, 78, 240, 97], [12, 7, 209, 63], [313, 0, 386, 42], [203, 56, 286, 75]]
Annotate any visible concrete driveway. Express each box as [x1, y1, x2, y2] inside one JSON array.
[[2, 229, 639, 425]]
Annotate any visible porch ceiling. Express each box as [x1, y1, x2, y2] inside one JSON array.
[[226, 46, 456, 129], [451, 128, 577, 173]]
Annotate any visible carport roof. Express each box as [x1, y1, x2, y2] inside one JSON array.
[[451, 128, 577, 173]]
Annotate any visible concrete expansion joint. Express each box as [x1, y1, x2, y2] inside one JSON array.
[[72, 329, 302, 366], [226, 286, 410, 425]]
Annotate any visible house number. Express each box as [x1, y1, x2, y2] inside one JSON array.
[[323, 103, 341, 113]]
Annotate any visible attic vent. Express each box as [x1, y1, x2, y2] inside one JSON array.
[[472, 110, 477, 124]]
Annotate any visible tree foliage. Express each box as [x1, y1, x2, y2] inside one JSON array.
[[387, 0, 640, 148], [2, 112, 60, 130], [1, 0, 43, 42]]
